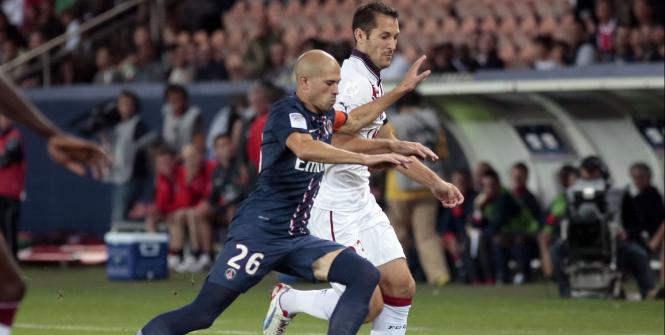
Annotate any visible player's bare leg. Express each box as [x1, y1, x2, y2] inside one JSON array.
[[370, 258, 415, 335], [0, 234, 25, 335]]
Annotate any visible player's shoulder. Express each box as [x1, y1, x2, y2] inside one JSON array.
[[271, 95, 302, 113]]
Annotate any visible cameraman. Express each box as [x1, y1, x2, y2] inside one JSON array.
[[550, 156, 657, 299], [103, 90, 155, 223]]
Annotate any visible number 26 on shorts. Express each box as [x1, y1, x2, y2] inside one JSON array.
[[227, 244, 264, 275]]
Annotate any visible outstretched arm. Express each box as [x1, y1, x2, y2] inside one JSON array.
[[336, 55, 431, 135], [286, 132, 412, 168], [0, 73, 110, 177], [377, 126, 463, 208], [332, 132, 438, 161]]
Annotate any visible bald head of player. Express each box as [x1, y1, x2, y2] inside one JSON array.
[[294, 49, 341, 113]]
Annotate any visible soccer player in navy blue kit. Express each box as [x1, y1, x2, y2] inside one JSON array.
[[138, 50, 429, 335]]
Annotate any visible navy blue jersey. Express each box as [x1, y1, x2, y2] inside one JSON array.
[[231, 95, 339, 237]]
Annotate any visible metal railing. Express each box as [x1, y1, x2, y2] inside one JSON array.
[[0, 0, 166, 87]]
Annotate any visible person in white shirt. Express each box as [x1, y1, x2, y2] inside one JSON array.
[[263, 3, 464, 335]]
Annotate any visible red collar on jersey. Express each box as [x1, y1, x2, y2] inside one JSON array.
[[351, 49, 381, 80]]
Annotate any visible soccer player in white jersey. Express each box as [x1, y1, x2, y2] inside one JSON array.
[[263, 2, 464, 335]]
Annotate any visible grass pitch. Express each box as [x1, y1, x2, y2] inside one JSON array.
[[14, 266, 664, 335]]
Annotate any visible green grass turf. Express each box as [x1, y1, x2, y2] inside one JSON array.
[[13, 266, 664, 335]]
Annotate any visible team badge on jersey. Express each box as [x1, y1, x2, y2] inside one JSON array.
[[344, 81, 359, 97], [225, 268, 237, 280]]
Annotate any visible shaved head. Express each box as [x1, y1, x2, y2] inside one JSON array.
[[294, 50, 341, 113], [294, 50, 340, 79]]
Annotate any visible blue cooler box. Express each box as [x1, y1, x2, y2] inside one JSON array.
[[105, 232, 169, 280]]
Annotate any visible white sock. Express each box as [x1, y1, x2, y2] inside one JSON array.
[[0, 324, 10, 335], [370, 304, 411, 335], [280, 288, 341, 320]]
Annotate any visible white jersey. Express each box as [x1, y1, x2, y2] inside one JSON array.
[[313, 50, 387, 217]]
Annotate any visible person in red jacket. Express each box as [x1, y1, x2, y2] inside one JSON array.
[[145, 146, 178, 233], [168, 144, 212, 273], [0, 73, 108, 335], [0, 115, 26, 260]]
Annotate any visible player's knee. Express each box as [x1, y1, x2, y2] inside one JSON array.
[[365, 288, 384, 322], [381, 273, 415, 298], [0, 276, 26, 302]]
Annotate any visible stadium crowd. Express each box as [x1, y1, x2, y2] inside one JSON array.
[[43, 80, 659, 292], [1, 0, 664, 87], [0, 0, 663, 290]]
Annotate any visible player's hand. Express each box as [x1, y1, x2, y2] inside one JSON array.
[[396, 55, 431, 93], [389, 140, 438, 161], [47, 134, 111, 179], [432, 181, 464, 208], [362, 153, 413, 169]]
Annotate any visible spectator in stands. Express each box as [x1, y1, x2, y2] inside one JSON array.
[[475, 168, 539, 284], [386, 92, 451, 286], [439, 169, 478, 283], [633, 0, 655, 30], [93, 46, 122, 84], [266, 42, 292, 85], [539, 164, 578, 278], [243, 80, 279, 171], [166, 46, 193, 84], [533, 35, 558, 70], [453, 43, 479, 73], [473, 161, 493, 191], [37, 0, 64, 40], [594, 0, 618, 62], [124, 26, 164, 82], [429, 42, 459, 73], [0, 114, 25, 259], [628, 162, 664, 254], [647, 24, 664, 61], [196, 134, 256, 270], [146, 145, 177, 233], [60, 7, 80, 51], [476, 33, 504, 70], [161, 84, 204, 153], [242, 13, 279, 79], [194, 44, 228, 82], [551, 156, 657, 299], [0, 10, 24, 49], [206, 96, 246, 157], [169, 144, 212, 273], [613, 25, 636, 63], [103, 90, 155, 223]]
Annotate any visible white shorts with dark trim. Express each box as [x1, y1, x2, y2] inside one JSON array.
[[309, 201, 406, 268]]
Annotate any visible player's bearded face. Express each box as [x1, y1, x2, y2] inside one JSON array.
[[365, 14, 399, 69]]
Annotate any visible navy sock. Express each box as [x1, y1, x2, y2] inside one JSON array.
[[326, 248, 380, 335], [140, 280, 240, 335]]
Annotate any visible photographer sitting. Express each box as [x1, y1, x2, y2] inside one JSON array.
[[103, 91, 156, 223], [550, 156, 657, 299]]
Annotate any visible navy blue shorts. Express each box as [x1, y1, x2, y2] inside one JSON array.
[[208, 232, 344, 293]]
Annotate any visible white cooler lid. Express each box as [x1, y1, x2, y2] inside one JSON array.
[[104, 232, 168, 244]]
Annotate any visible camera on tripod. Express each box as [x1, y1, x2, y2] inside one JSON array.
[[69, 99, 121, 137]]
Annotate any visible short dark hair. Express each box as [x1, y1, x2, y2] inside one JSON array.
[[630, 162, 651, 177], [512, 162, 529, 176], [352, 2, 398, 42], [580, 155, 609, 180], [482, 168, 500, 183], [164, 84, 189, 101], [118, 90, 141, 112], [213, 133, 230, 146], [558, 164, 578, 186]]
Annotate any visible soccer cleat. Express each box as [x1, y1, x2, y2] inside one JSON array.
[[174, 254, 196, 273], [263, 283, 295, 335]]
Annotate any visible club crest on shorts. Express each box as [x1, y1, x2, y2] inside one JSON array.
[[225, 268, 237, 280]]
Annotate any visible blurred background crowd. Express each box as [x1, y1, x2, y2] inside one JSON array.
[[1, 0, 664, 87]]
